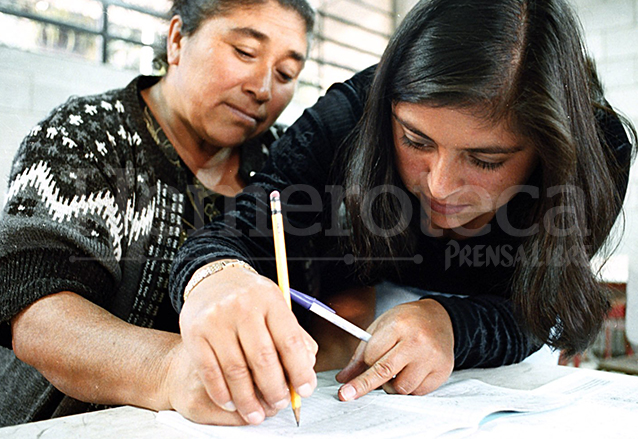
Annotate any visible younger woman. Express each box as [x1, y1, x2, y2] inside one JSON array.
[[170, 0, 635, 426]]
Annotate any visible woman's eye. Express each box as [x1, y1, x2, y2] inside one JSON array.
[[235, 47, 254, 58], [401, 135, 428, 150], [470, 157, 505, 171], [278, 70, 294, 83]]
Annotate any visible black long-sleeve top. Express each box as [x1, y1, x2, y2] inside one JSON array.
[[169, 66, 632, 369]]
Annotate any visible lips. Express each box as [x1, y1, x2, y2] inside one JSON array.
[[225, 103, 266, 125], [427, 197, 469, 215]]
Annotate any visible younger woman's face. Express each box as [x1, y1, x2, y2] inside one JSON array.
[[392, 102, 538, 237]]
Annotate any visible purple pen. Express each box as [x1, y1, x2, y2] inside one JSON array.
[[289, 288, 335, 313], [289, 288, 372, 342]]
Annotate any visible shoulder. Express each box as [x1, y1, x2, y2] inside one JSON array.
[[324, 64, 376, 112], [9, 77, 151, 183]]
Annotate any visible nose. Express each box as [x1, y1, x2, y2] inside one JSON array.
[[426, 153, 464, 200], [243, 64, 273, 103]]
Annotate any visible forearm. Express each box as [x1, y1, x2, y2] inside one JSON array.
[[428, 293, 541, 369], [11, 291, 178, 411]]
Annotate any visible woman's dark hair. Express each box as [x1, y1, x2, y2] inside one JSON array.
[[343, 0, 637, 355], [154, 0, 315, 71]]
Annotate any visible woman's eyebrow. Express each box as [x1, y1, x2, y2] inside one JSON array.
[[466, 146, 524, 154], [393, 113, 524, 154], [229, 26, 305, 62], [393, 112, 431, 140], [230, 26, 268, 41]]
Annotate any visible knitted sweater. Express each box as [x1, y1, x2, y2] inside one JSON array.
[[0, 75, 276, 425]]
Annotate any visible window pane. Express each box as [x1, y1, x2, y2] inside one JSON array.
[[313, 0, 393, 13], [300, 59, 321, 87], [0, 12, 100, 61], [118, 0, 171, 15], [108, 39, 145, 71], [0, 0, 102, 31], [295, 83, 322, 108], [0, 0, 395, 90], [322, 17, 388, 57], [321, 0, 393, 34], [107, 5, 167, 47], [317, 64, 354, 90], [319, 40, 379, 72], [358, 0, 393, 13]]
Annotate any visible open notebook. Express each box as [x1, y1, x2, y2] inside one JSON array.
[[156, 371, 570, 439]]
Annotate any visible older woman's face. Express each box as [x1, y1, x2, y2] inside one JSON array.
[[392, 102, 538, 236], [168, 1, 307, 148]]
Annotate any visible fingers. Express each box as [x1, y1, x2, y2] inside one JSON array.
[[395, 362, 450, 396], [164, 342, 246, 426], [335, 341, 367, 383], [338, 347, 439, 401], [188, 336, 235, 412], [214, 333, 268, 425], [182, 397, 247, 426], [338, 346, 405, 401], [179, 266, 321, 425], [214, 311, 316, 424], [236, 315, 291, 412], [266, 306, 318, 398], [335, 303, 454, 401]]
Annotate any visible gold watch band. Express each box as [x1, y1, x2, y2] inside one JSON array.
[[183, 259, 257, 302]]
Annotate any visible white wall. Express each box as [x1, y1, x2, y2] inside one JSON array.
[[0, 45, 137, 206], [571, 0, 638, 258], [569, 0, 638, 345]]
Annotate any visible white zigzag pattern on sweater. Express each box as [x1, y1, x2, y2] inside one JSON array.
[[6, 161, 157, 261], [125, 184, 156, 246]]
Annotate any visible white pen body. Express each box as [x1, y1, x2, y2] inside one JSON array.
[[309, 303, 372, 342]]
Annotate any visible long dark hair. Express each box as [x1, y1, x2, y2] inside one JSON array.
[[342, 0, 636, 355], [154, 0, 315, 70]]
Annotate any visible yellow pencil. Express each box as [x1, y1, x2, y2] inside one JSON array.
[[269, 190, 301, 427]]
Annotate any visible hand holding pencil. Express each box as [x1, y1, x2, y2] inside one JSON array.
[[178, 223, 318, 425]]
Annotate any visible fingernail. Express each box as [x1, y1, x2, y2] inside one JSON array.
[[222, 401, 237, 412], [275, 399, 289, 410], [246, 411, 265, 425], [297, 383, 313, 398], [340, 384, 356, 401]]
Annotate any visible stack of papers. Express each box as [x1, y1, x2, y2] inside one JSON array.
[[157, 371, 573, 438], [470, 369, 638, 438]]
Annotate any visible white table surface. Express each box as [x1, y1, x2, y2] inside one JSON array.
[[0, 363, 621, 438]]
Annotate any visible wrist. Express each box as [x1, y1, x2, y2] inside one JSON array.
[[158, 336, 186, 412], [183, 259, 257, 303]]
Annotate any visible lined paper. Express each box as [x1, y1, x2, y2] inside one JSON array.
[[156, 371, 570, 439]]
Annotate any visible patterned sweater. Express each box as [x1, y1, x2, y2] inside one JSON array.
[[0, 75, 275, 425]]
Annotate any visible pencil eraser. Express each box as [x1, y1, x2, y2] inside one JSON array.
[[270, 190, 280, 200]]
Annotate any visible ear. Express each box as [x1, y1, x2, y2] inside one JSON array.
[[166, 15, 184, 66]]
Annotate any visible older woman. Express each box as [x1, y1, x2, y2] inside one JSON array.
[[0, 0, 314, 427]]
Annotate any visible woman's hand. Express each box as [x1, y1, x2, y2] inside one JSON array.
[[178, 263, 318, 425], [162, 341, 252, 425], [335, 299, 454, 400]]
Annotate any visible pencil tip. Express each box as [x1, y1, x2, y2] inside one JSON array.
[[294, 407, 300, 426]]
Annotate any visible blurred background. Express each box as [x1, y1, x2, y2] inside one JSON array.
[[0, 0, 637, 369]]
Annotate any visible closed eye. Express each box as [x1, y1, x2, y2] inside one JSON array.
[[277, 70, 293, 83], [235, 47, 255, 59], [469, 157, 505, 171], [401, 135, 431, 150]]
